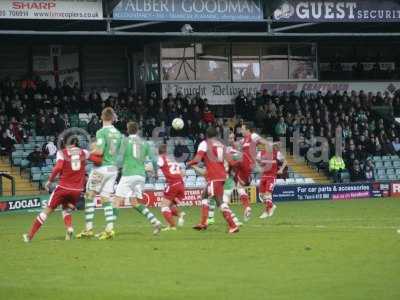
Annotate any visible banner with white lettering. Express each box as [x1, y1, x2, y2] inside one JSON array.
[[0, 0, 103, 20], [273, 1, 400, 22], [162, 81, 400, 105], [113, 0, 263, 21]]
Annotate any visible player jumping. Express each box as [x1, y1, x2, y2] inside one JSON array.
[[114, 122, 162, 235], [77, 107, 122, 240], [187, 127, 239, 234], [157, 144, 186, 231], [23, 136, 101, 242], [257, 143, 287, 219], [234, 125, 261, 221]]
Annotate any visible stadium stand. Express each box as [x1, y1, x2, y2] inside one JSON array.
[[1, 76, 400, 195]]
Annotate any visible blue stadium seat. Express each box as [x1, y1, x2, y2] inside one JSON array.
[[394, 161, 400, 168]]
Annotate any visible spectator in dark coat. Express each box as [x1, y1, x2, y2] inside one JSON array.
[[27, 146, 45, 168]]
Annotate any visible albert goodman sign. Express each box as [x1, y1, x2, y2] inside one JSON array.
[[113, 0, 263, 21], [273, 1, 400, 22]]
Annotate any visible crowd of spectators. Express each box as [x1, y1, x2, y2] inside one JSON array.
[[235, 88, 400, 182], [1, 76, 400, 183]]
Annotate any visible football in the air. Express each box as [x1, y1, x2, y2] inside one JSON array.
[[172, 118, 184, 130]]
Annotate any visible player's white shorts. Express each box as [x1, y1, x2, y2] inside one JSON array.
[[115, 175, 145, 199], [86, 165, 118, 197]]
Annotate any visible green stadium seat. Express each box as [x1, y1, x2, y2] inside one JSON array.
[[384, 161, 392, 168], [20, 159, 30, 168], [41, 166, 52, 173], [32, 173, 41, 182], [382, 156, 391, 161], [378, 174, 388, 180], [388, 174, 397, 181], [24, 143, 36, 151], [375, 161, 383, 168], [36, 136, 46, 142], [373, 156, 382, 161], [14, 144, 24, 150], [377, 169, 385, 175], [30, 167, 41, 175], [393, 161, 400, 168], [390, 155, 399, 161], [386, 168, 395, 175]]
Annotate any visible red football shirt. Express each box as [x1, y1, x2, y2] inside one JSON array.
[[189, 139, 226, 182], [157, 154, 183, 184], [49, 147, 89, 191], [257, 149, 284, 178], [241, 132, 261, 167]]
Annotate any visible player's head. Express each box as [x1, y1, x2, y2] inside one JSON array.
[[127, 121, 139, 135], [68, 136, 80, 147], [158, 144, 167, 155], [228, 132, 235, 145], [206, 126, 217, 139], [241, 123, 254, 135], [62, 133, 79, 148], [101, 107, 116, 123]]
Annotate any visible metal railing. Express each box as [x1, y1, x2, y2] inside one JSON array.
[[0, 172, 16, 196]]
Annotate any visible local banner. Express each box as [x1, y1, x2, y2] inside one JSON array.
[[162, 81, 400, 105], [0, 0, 103, 20], [113, 0, 263, 21], [0, 195, 48, 213], [273, 1, 400, 22]]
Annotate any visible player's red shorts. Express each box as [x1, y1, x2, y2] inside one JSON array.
[[164, 181, 185, 203], [259, 176, 276, 194], [207, 180, 224, 199], [235, 164, 252, 186], [48, 186, 82, 209]]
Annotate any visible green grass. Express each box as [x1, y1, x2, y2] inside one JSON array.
[[1, 199, 400, 300]]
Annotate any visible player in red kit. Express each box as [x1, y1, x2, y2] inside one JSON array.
[[187, 127, 239, 234], [157, 144, 186, 231], [257, 143, 287, 219], [235, 124, 264, 221], [23, 136, 101, 242]]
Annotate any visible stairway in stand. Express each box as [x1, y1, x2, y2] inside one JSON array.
[[0, 157, 43, 196], [286, 154, 331, 184]]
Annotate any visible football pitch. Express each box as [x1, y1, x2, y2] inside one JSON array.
[[0, 199, 399, 300]]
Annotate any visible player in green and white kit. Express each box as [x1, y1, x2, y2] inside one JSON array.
[[77, 107, 122, 240], [114, 121, 162, 235]]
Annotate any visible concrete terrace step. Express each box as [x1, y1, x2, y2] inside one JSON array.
[[0, 157, 42, 196], [286, 155, 331, 184]]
